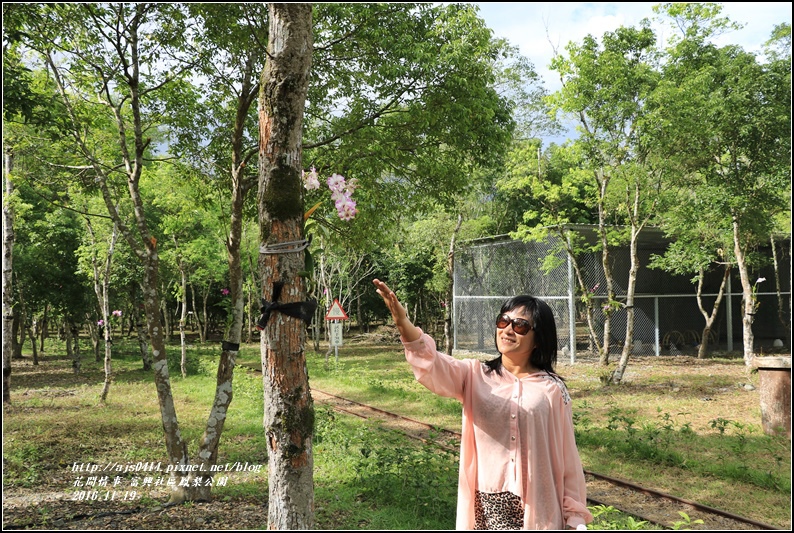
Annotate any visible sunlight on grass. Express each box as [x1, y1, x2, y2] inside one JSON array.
[[3, 337, 791, 530]]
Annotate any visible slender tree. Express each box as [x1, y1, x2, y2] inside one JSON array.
[[550, 25, 663, 377], [17, 2, 240, 502], [654, 3, 791, 365], [2, 149, 15, 403]]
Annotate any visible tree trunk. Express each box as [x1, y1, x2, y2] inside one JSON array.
[[72, 323, 82, 375], [733, 216, 755, 366], [39, 305, 48, 353], [87, 217, 118, 402], [131, 283, 152, 370], [769, 235, 790, 339], [596, 171, 614, 366], [65, 319, 80, 374], [202, 289, 210, 343], [3, 148, 15, 403], [559, 228, 603, 358], [99, 313, 113, 403], [28, 327, 39, 363], [696, 264, 730, 359], [29, 313, 40, 365], [180, 85, 255, 500], [178, 262, 188, 378], [444, 214, 463, 355], [190, 283, 206, 344], [611, 226, 640, 384], [247, 282, 255, 344], [258, 4, 315, 529], [160, 281, 172, 342], [599, 237, 614, 365], [16, 283, 28, 360], [141, 253, 191, 501], [86, 317, 101, 363]]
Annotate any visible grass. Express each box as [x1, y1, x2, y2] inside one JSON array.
[[3, 331, 791, 530]]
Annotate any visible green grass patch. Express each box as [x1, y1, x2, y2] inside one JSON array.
[[3, 336, 791, 530]]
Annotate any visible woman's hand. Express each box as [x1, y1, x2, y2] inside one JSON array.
[[373, 279, 421, 342]]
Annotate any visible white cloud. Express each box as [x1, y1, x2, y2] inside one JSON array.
[[472, 2, 791, 145], [475, 2, 791, 91]]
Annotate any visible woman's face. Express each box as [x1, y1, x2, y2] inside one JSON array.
[[495, 307, 536, 363]]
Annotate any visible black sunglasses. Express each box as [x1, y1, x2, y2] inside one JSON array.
[[495, 314, 533, 335]]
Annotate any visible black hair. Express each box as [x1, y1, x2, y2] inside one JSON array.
[[485, 295, 560, 377]]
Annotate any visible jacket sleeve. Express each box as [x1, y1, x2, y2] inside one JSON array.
[[401, 328, 471, 402]]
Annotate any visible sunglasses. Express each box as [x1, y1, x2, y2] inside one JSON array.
[[495, 314, 533, 335]]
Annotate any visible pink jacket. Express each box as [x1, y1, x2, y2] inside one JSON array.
[[402, 330, 593, 530]]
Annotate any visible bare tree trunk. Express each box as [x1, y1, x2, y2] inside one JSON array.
[[696, 265, 731, 359], [202, 288, 210, 343], [181, 71, 259, 499], [86, 218, 118, 402], [16, 283, 28, 359], [596, 170, 614, 366], [65, 319, 80, 374], [39, 305, 48, 353], [611, 225, 640, 384], [175, 250, 188, 378], [28, 326, 39, 365], [11, 310, 21, 360], [86, 317, 101, 362], [130, 283, 151, 370], [3, 148, 15, 403], [599, 243, 614, 365], [160, 279, 172, 343], [770, 234, 791, 339], [733, 217, 756, 366], [72, 323, 82, 375], [444, 214, 463, 355], [247, 282, 254, 344], [258, 4, 315, 528], [558, 228, 603, 358], [190, 282, 205, 344]]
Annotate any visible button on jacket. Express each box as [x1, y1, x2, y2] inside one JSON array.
[[402, 329, 593, 530]]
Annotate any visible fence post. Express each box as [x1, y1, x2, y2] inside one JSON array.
[[726, 275, 734, 352], [567, 246, 576, 363], [654, 297, 660, 356]]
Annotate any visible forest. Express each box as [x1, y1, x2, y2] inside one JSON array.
[[2, 2, 791, 529]]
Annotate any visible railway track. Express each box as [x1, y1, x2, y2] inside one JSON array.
[[312, 388, 780, 531]]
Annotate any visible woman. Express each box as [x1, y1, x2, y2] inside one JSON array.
[[373, 279, 592, 530]]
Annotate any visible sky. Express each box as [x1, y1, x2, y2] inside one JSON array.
[[471, 2, 791, 144]]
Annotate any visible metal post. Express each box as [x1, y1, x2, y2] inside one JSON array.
[[567, 245, 576, 363], [453, 275, 458, 352], [654, 297, 660, 356], [726, 275, 733, 352]]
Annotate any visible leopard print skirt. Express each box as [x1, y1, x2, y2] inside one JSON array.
[[474, 490, 524, 530]]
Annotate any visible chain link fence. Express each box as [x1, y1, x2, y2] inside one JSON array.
[[453, 230, 791, 362]]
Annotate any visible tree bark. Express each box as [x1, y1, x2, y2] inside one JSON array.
[[177, 257, 188, 378], [596, 169, 615, 366], [3, 148, 15, 403], [733, 216, 756, 366], [769, 234, 790, 339], [72, 323, 82, 375], [444, 214, 463, 355], [86, 217, 118, 402], [695, 264, 730, 358], [131, 283, 152, 370], [611, 224, 640, 384], [258, 3, 315, 529]]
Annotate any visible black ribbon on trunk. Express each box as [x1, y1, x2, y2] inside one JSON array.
[[221, 341, 240, 352], [256, 282, 317, 330]]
